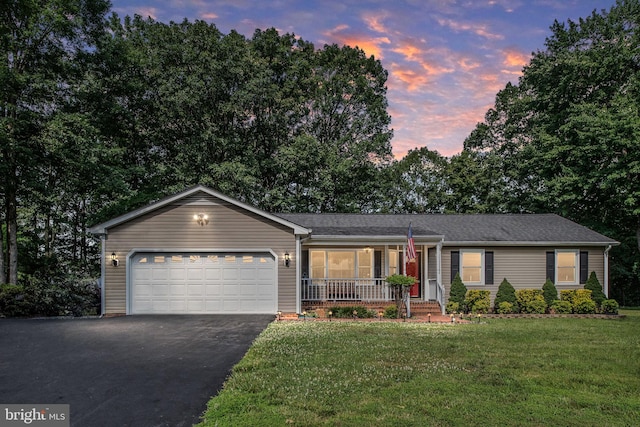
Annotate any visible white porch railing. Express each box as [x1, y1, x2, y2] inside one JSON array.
[[301, 278, 391, 301]]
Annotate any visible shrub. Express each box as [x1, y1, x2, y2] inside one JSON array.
[[542, 279, 558, 309], [584, 272, 606, 307], [550, 300, 573, 314], [0, 274, 100, 318], [465, 290, 491, 314], [496, 301, 515, 314], [601, 299, 619, 315], [449, 273, 467, 307], [574, 299, 596, 314], [516, 289, 547, 314], [383, 305, 398, 319], [329, 306, 375, 318], [445, 301, 459, 314], [494, 279, 518, 312], [0, 284, 29, 317], [561, 289, 595, 314]]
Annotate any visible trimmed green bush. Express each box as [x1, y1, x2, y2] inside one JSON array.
[[494, 278, 518, 312], [584, 271, 606, 307], [449, 273, 467, 306], [516, 289, 547, 314], [329, 306, 375, 318], [542, 279, 558, 309], [601, 299, 619, 314], [550, 300, 573, 314], [383, 305, 398, 319], [445, 301, 459, 314], [574, 299, 596, 314], [496, 301, 515, 314], [465, 289, 491, 314], [560, 289, 595, 313]]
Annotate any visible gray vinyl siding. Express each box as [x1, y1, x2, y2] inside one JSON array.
[[104, 193, 297, 314], [427, 248, 437, 280], [442, 246, 607, 306]]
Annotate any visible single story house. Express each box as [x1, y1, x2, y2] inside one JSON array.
[[89, 185, 619, 316]]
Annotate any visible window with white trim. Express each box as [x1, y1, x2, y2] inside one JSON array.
[[309, 250, 373, 279], [461, 250, 484, 285], [556, 250, 578, 284]]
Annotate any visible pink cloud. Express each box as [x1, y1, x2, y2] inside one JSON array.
[[200, 12, 219, 20], [436, 17, 505, 40], [322, 25, 390, 59], [502, 46, 530, 68], [362, 11, 390, 34]]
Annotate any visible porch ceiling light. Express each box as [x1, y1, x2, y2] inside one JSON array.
[[193, 213, 209, 226]]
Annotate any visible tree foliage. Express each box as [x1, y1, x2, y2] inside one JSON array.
[[464, 0, 640, 304], [0, 9, 394, 289]]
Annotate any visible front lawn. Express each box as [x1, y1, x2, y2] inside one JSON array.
[[197, 311, 640, 426]]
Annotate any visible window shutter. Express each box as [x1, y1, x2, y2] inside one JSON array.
[[301, 250, 309, 279], [580, 251, 588, 284], [546, 252, 555, 283], [485, 251, 494, 285], [374, 250, 382, 278], [451, 251, 460, 283]]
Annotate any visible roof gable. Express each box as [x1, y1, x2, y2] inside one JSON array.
[[88, 186, 311, 235]]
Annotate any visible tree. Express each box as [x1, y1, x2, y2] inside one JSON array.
[[584, 271, 606, 307], [464, 0, 640, 304], [385, 274, 416, 318], [449, 273, 467, 307], [383, 147, 448, 213], [542, 279, 558, 309], [495, 278, 518, 311], [0, 0, 110, 283]]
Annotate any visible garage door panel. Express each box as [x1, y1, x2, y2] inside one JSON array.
[[204, 268, 221, 280], [131, 252, 275, 314]]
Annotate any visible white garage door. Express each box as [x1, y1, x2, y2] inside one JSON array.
[[130, 253, 276, 314]]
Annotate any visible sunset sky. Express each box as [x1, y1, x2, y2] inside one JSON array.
[[109, 0, 616, 158]]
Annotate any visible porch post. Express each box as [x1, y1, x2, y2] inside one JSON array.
[[437, 239, 444, 315]]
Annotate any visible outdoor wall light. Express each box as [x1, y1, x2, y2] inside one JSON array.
[[193, 213, 209, 226], [284, 252, 290, 267], [111, 252, 119, 267]]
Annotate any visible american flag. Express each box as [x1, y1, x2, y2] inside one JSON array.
[[406, 223, 416, 261]]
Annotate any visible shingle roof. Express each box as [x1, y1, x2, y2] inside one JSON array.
[[276, 213, 618, 245]]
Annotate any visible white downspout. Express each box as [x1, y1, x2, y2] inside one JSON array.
[[100, 234, 106, 317], [295, 235, 302, 315], [604, 245, 612, 298]]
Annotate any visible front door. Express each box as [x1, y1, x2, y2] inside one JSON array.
[[406, 252, 421, 298]]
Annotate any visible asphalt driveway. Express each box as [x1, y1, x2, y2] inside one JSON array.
[[0, 315, 273, 427]]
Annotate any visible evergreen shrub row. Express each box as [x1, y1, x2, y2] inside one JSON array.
[[446, 271, 619, 315]]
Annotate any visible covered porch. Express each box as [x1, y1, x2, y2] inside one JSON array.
[[298, 241, 446, 315]]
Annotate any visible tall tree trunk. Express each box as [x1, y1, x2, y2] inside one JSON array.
[[6, 177, 18, 285], [0, 212, 5, 285]]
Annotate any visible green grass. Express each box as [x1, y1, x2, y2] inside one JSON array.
[[197, 311, 640, 426]]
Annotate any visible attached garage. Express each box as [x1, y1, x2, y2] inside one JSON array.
[[89, 186, 310, 316], [130, 252, 277, 314]]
